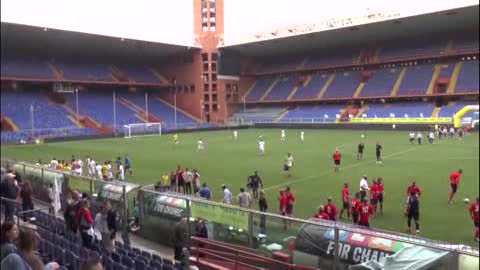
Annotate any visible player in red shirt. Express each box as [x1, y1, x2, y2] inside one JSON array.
[[314, 206, 330, 220], [469, 196, 479, 242], [323, 197, 338, 221], [278, 189, 288, 231], [339, 183, 350, 219], [176, 165, 185, 193], [406, 180, 422, 200], [376, 178, 385, 214], [357, 198, 374, 227], [370, 179, 379, 215], [332, 148, 341, 172], [284, 186, 296, 218], [448, 169, 462, 204], [351, 192, 361, 224]]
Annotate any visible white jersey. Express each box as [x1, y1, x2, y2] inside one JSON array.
[[76, 159, 83, 175], [197, 140, 204, 150], [428, 132, 434, 139], [258, 140, 265, 152], [107, 164, 113, 179], [281, 130, 286, 138], [96, 164, 102, 178], [49, 160, 58, 170], [417, 132, 423, 139], [409, 132, 415, 139], [285, 156, 294, 167], [300, 131, 304, 141], [449, 127, 455, 134], [223, 188, 233, 204], [233, 130, 238, 139], [118, 165, 125, 181], [88, 160, 95, 176]]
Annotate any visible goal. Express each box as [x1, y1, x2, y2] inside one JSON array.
[[123, 123, 162, 138]]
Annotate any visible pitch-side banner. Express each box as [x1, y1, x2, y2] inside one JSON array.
[[350, 117, 452, 124], [190, 200, 249, 231]]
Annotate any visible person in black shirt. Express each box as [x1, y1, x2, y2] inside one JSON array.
[[258, 191, 268, 234], [247, 171, 263, 199], [405, 192, 420, 235], [357, 143, 365, 160], [375, 142, 383, 164]]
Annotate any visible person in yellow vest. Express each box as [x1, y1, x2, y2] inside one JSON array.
[[173, 134, 179, 144], [162, 173, 170, 190], [64, 163, 71, 172], [101, 162, 109, 181], [57, 160, 64, 170]]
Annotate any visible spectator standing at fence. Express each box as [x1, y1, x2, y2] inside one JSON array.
[[47, 183, 55, 214], [0, 220, 18, 262], [238, 187, 252, 208], [176, 165, 185, 194], [184, 168, 193, 195], [198, 183, 211, 200], [323, 196, 338, 221], [20, 180, 34, 222], [0, 173, 18, 221], [64, 190, 80, 233], [173, 218, 187, 261], [169, 171, 177, 192], [76, 199, 94, 249], [258, 190, 268, 234], [193, 169, 201, 194], [105, 201, 117, 252], [18, 229, 60, 270], [222, 185, 232, 204]]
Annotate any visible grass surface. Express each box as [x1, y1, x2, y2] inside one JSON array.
[[1, 128, 479, 246]]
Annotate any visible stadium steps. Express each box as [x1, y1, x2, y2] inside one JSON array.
[[390, 67, 407, 96], [431, 107, 441, 118], [241, 81, 257, 101], [66, 115, 84, 128], [47, 62, 63, 80], [355, 49, 364, 65], [446, 62, 463, 94], [317, 74, 336, 98], [110, 65, 129, 82], [62, 104, 87, 128], [355, 105, 369, 117], [352, 82, 365, 98], [444, 40, 454, 55], [259, 77, 280, 101], [149, 68, 170, 84], [156, 97, 201, 122], [118, 96, 161, 122], [426, 64, 442, 94], [0, 116, 18, 131], [273, 108, 290, 123], [287, 76, 312, 101]]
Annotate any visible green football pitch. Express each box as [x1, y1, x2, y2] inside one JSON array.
[[1, 128, 479, 246]]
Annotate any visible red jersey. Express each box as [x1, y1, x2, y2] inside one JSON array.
[[341, 187, 350, 202], [323, 202, 337, 220], [358, 203, 373, 224], [370, 184, 378, 200], [279, 194, 287, 212], [469, 201, 479, 222], [449, 171, 461, 185], [176, 169, 184, 181], [406, 184, 421, 196], [377, 182, 384, 193], [284, 191, 295, 207], [351, 198, 360, 213], [333, 151, 341, 161], [314, 212, 330, 220]]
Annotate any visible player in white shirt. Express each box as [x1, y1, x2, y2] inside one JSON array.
[[409, 132, 415, 144], [96, 163, 102, 180], [88, 159, 96, 178], [258, 138, 265, 155], [197, 138, 205, 151], [281, 130, 286, 141], [428, 131, 434, 144], [49, 158, 59, 170], [107, 161, 113, 180], [284, 153, 294, 177], [300, 131, 305, 142], [449, 127, 455, 138], [416, 132, 423, 145], [233, 130, 238, 140], [76, 159, 83, 175], [359, 175, 370, 202], [222, 184, 233, 204], [118, 164, 125, 181]]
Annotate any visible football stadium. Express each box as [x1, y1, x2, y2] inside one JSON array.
[[0, 1, 479, 269]]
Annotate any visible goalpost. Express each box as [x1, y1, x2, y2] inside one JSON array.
[[123, 122, 162, 138]]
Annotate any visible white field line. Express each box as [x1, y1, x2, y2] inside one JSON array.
[[264, 147, 419, 191]]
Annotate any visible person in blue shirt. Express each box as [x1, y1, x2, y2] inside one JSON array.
[[198, 183, 211, 200], [124, 155, 133, 176]]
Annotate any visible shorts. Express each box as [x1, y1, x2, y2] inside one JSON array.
[[371, 198, 378, 205], [284, 165, 291, 171], [378, 193, 384, 203], [408, 211, 419, 221], [450, 183, 458, 193], [125, 165, 131, 170], [358, 221, 370, 227], [286, 204, 293, 215], [334, 160, 341, 166], [352, 213, 359, 224], [410, 138, 414, 142], [474, 220, 479, 228], [360, 190, 367, 201], [280, 210, 286, 216], [342, 201, 350, 209], [178, 179, 185, 186]]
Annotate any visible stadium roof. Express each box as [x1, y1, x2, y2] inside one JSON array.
[[220, 5, 479, 57], [0, 22, 199, 62]]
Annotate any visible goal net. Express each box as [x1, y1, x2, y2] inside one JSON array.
[[123, 123, 162, 138]]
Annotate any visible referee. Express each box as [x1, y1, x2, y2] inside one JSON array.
[[359, 175, 370, 202]]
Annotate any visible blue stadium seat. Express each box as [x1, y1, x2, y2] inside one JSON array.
[[135, 259, 147, 270], [150, 260, 162, 270], [141, 250, 152, 260], [121, 256, 134, 268]]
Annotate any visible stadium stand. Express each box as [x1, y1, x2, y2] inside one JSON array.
[[362, 102, 435, 118], [360, 68, 400, 97], [278, 104, 344, 122], [115, 64, 161, 84], [291, 74, 328, 100], [1, 57, 56, 79], [52, 61, 114, 82], [304, 52, 358, 69], [322, 71, 360, 98], [244, 77, 275, 101], [264, 75, 296, 100], [395, 64, 435, 96], [375, 40, 448, 62], [455, 60, 480, 93], [232, 106, 286, 122]]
